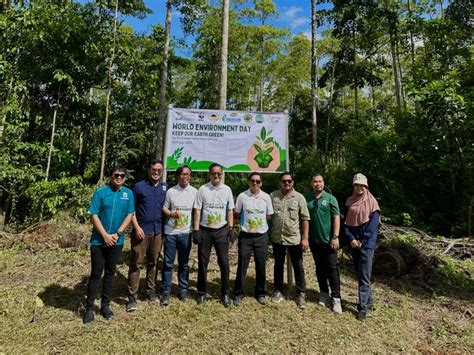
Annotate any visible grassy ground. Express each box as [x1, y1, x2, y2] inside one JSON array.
[[0, 227, 473, 353]]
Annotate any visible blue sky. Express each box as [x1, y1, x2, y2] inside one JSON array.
[[123, 0, 332, 57]]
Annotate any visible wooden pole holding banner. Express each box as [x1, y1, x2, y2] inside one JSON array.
[[162, 105, 173, 184]]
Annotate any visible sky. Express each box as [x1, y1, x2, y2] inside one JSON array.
[[123, 0, 332, 57]]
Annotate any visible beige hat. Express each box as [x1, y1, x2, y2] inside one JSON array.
[[352, 173, 368, 187]]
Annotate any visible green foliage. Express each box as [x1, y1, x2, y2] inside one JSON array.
[[388, 232, 421, 248], [437, 257, 474, 293]]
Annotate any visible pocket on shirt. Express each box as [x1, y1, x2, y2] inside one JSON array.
[[289, 207, 299, 220]]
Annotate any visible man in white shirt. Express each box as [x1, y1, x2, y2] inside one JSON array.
[[233, 172, 273, 306], [193, 163, 234, 307], [160, 166, 197, 306]]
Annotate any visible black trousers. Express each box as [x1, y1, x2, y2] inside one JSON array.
[[86, 245, 123, 309], [197, 226, 230, 296], [310, 243, 341, 298], [234, 231, 269, 297], [272, 242, 306, 295]]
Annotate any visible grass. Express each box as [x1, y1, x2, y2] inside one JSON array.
[[0, 232, 473, 353]]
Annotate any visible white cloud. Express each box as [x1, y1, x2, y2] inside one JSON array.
[[282, 6, 309, 29]]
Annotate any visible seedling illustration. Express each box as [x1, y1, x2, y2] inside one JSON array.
[[253, 127, 274, 168], [174, 214, 190, 229], [247, 218, 263, 233], [206, 212, 222, 227]]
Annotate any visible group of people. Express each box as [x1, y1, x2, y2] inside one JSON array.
[[83, 161, 380, 324]]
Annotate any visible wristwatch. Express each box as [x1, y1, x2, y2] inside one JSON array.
[[332, 235, 339, 240], [117, 230, 123, 235]]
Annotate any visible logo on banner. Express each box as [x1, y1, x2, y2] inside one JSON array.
[[256, 114, 264, 123], [209, 114, 219, 123], [269, 115, 281, 123], [198, 112, 205, 121], [244, 114, 253, 123]]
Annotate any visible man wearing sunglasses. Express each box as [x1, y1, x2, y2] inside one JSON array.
[[233, 172, 273, 306], [193, 162, 235, 307], [270, 171, 310, 309], [305, 173, 342, 314], [126, 159, 167, 311], [83, 166, 135, 323]]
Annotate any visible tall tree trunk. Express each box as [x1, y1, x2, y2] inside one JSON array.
[[155, 0, 172, 159], [439, 0, 444, 19], [352, 24, 358, 119], [45, 96, 60, 182], [99, 0, 119, 181], [218, 0, 229, 110], [311, 0, 318, 152], [390, 28, 403, 111], [407, 0, 416, 63], [325, 62, 336, 163]]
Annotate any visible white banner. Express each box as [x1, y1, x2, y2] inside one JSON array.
[[164, 108, 288, 173]]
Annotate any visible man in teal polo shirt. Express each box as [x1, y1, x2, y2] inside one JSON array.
[[305, 173, 342, 314], [83, 166, 135, 324]]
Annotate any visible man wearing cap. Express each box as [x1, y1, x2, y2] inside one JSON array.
[[269, 171, 310, 309], [233, 172, 273, 306], [160, 165, 197, 305], [305, 173, 342, 314], [126, 159, 167, 311], [193, 163, 234, 307]]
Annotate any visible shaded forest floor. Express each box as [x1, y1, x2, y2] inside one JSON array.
[[0, 220, 473, 353]]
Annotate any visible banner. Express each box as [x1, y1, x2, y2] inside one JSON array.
[[164, 108, 288, 173]]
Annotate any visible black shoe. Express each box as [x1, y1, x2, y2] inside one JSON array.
[[147, 290, 158, 303], [82, 309, 95, 324], [178, 292, 188, 303], [257, 295, 266, 305], [126, 296, 137, 312], [160, 293, 170, 307], [357, 311, 366, 321], [222, 294, 231, 308], [100, 305, 114, 320], [196, 294, 207, 305], [234, 295, 243, 306]]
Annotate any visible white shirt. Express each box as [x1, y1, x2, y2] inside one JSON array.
[[194, 182, 234, 229], [235, 189, 274, 234], [164, 184, 198, 235]]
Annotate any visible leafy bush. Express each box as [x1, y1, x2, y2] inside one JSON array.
[[25, 177, 94, 222]]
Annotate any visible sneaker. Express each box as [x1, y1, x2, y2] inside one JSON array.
[[221, 294, 231, 308], [357, 311, 366, 321], [100, 304, 114, 320], [82, 309, 94, 324], [196, 294, 207, 305], [234, 295, 243, 306], [295, 293, 306, 309], [178, 292, 188, 303], [126, 296, 137, 312], [160, 293, 170, 307], [257, 295, 266, 305], [332, 297, 342, 314], [318, 292, 329, 307], [271, 291, 284, 303], [147, 290, 158, 303]]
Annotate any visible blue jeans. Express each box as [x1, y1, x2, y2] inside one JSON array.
[[161, 233, 192, 295], [351, 247, 374, 313]]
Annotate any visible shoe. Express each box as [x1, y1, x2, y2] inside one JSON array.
[[295, 293, 306, 309], [367, 303, 374, 311], [318, 292, 329, 307], [196, 294, 207, 305], [178, 292, 188, 303], [332, 297, 342, 314], [257, 295, 266, 305], [82, 309, 94, 324], [222, 294, 231, 308], [100, 304, 114, 320], [160, 293, 170, 307], [357, 311, 366, 321], [126, 296, 137, 312], [234, 295, 243, 306], [271, 291, 284, 303], [147, 290, 158, 303]]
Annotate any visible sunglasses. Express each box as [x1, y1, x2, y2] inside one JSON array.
[[211, 172, 223, 176], [250, 179, 262, 184], [150, 168, 162, 173], [281, 180, 293, 184], [113, 173, 126, 179]]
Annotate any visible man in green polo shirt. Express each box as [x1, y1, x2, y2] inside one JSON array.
[[305, 173, 342, 314]]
